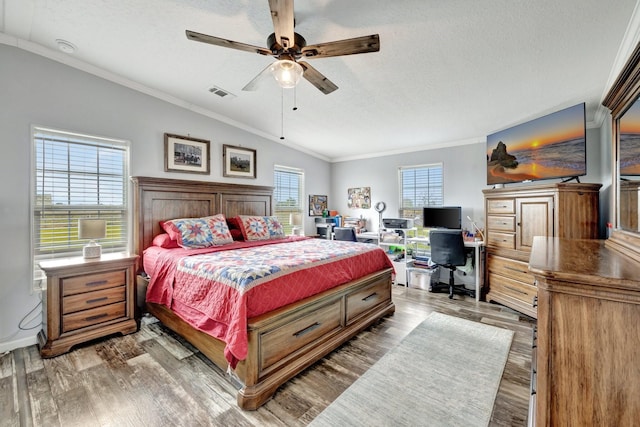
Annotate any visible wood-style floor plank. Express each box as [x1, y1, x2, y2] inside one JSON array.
[[5, 286, 534, 426]]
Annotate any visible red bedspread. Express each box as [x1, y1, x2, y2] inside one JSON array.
[[143, 237, 393, 368]]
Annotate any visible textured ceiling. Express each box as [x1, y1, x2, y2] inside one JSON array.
[[1, 0, 639, 161]]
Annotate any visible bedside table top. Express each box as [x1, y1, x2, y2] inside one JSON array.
[[39, 252, 138, 271]]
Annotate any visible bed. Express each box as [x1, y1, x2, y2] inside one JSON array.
[[132, 176, 395, 410]]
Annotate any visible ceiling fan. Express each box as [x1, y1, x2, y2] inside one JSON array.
[[185, 0, 380, 95]]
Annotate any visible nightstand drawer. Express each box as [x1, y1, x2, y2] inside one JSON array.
[[63, 286, 126, 314], [62, 302, 126, 332], [62, 270, 126, 296]]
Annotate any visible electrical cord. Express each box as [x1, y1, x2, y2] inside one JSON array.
[[0, 289, 43, 344]]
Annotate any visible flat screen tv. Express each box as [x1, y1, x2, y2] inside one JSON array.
[[423, 206, 461, 229], [486, 102, 586, 185]]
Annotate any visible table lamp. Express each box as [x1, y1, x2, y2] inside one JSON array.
[[289, 213, 303, 236], [78, 218, 106, 259]]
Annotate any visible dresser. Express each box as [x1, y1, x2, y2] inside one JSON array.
[[528, 237, 640, 426], [483, 183, 600, 318], [38, 253, 138, 357]]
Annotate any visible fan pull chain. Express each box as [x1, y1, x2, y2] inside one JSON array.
[[280, 88, 285, 140], [293, 86, 298, 111]]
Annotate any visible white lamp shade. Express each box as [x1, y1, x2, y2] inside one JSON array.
[[78, 219, 106, 240], [289, 213, 303, 226], [270, 60, 304, 88]]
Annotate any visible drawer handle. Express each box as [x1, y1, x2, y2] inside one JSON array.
[[504, 266, 527, 274], [86, 296, 109, 304], [504, 285, 527, 295], [293, 322, 321, 338], [362, 292, 378, 302], [85, 280, 108, 287], [85, 313, 109, 322]]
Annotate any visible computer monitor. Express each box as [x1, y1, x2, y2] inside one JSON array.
[[422, 206, 462, 229]]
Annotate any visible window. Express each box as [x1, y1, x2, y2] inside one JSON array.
[[274, 165, 304, 235], [399, 163, 444, 227], [32, 127, 130, 268]]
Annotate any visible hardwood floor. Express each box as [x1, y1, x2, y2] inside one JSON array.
[[1, 286, 535, 426]]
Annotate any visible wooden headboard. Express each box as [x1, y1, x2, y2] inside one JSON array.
[[131, 176, 274, 268]]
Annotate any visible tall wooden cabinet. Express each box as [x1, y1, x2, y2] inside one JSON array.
[[483, 183, 601, 318], [529, 237, 640, 426]]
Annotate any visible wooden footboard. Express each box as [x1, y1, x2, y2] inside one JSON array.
[[146, 268, 394, 410]]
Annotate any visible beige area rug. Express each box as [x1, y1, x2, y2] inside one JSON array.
[[309, 312, 514, 427]]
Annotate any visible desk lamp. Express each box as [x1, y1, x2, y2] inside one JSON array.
[[466, 216, 485, 242], [78, 219, 106, 259]]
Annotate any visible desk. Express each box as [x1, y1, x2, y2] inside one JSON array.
[[406, 237, 485, 302], [356, 232, 380, 243]]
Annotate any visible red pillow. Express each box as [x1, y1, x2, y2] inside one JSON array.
[[152, 233, 180, 249], [227, 216, 242, 230], [230, 228, 244, 241]]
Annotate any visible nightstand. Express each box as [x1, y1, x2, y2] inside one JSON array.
[[37, 252, 139, 357]]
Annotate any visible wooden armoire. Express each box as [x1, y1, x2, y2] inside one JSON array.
[[483, 182, 601, 318]]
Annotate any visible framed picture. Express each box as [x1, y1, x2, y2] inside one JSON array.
[[309, 195, 328, 216], [347, 187, 371, 209], [164, 133, 210, 174], [223, 144, 257, 179]]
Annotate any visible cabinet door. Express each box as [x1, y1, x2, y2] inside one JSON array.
[[516, 196, 554, 251]]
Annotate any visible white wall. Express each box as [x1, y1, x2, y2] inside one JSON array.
[[331, 143, 487, 233], [0, 45, 331, 351]]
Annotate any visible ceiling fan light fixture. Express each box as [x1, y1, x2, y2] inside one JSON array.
[[270, 60, 303, 88]]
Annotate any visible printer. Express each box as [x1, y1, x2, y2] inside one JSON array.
[[382, 218, 414, 229], [315, 217, 339, 239]]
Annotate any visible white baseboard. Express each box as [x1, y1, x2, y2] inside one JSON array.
[[0, 334, 38, 354]]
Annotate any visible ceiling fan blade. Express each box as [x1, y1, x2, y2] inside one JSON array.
[[242, 63, 273, 91], [299, 61, 338, 95], [302, 34, 380, 59], [186, 30, 273, 56], [268, 0, 295, 49]]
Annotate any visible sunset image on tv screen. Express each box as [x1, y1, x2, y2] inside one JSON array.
[[619, 100, 640, 176], [486, 103, 586, 185]]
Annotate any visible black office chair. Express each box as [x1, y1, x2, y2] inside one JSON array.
[[429, 229, 474, 299], [334, 227, 358, 242]]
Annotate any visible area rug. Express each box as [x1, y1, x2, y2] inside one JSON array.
[[309, 312, 514, 427]]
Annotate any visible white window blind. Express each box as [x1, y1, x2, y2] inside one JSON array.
[[32, 127, 130, 262], [399, 163, 444, 226], [274, 165, 304, 234]]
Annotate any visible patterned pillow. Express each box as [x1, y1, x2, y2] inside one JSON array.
[[161, 214, 233, 248], [265, 216, 286, 239], [237, 215, 286, 241]]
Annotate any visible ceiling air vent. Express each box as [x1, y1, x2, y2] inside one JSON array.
[[208, 86, 236, 99]]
